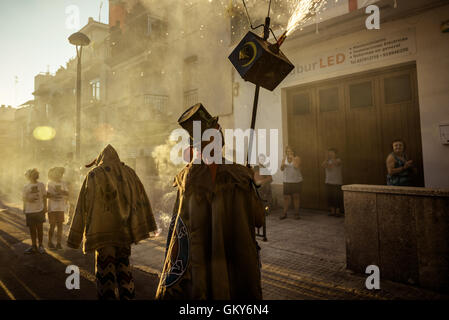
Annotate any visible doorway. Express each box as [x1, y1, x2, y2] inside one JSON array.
[[285, 63, 424, 210]]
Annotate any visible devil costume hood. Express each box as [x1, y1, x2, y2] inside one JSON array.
[[156, 161, 265, 300], [67, 145, 157, 253]]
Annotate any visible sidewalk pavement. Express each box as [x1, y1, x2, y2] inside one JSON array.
[[255, 209, 448, 299], [131, 208, 449, 300]]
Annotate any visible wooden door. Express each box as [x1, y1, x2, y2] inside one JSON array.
[[316, 84, 346, 209], [286, 63, 423, 210], [344, 76, 384, 185], [287, 88, 320, 209], [378, 67, 424, 186]]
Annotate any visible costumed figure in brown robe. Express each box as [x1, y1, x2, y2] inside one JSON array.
[[156, 103, 265, 300], [67, 145, 157, 300]]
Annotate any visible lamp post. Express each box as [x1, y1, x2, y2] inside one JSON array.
[[68, 32, 90, 161]]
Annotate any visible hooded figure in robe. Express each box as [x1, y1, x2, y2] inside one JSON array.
[[156, 103, 265, 300], [67, 144, 157, 299]]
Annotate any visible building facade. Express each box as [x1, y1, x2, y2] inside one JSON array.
[[232, 0, 449, 209], [10, 0, 233, 197], [7, 0, 447, 210], [0, 105, 17, 198]]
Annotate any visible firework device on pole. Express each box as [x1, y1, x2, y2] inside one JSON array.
[[228, 28, 294, 92], [227, 0, 295, 242], [228, 4, 294, 168]]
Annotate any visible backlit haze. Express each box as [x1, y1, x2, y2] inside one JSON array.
[[0, 0, 108, 107]]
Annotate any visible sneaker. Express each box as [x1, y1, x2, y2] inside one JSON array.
[[294, 214, 301, 220], [48, 242, 55, 249], [279, 214, 287, 220], [56, 243, 63, 250], [24, 246, 37, 254], [38, 246, 46, 254]]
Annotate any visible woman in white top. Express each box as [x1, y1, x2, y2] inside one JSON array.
[[47, 167, 68, 249], [321, 148, 343, 217], [280, 146, 303, 220], [22, 168, 46, 254]]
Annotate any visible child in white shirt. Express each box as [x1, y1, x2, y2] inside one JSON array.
[[47, 167, 68, 250], [22, 168, 46, 254]]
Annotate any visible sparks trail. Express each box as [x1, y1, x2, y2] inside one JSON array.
[[286, 0, 328, 36]]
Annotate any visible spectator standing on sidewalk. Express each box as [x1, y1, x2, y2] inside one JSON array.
[[22, 169, 46, 254], [386, 139, 416, 186], [322, 148, 343, 217], [280, 146, 303, 220], [46, 167, 68, 250]]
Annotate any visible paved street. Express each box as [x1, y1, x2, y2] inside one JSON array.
[[256, 209, 448, 300], [0, 203, 447, 300], [0, 206, 158, 300]]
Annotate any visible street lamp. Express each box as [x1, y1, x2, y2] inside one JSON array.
[[68, 32, 90, 161]]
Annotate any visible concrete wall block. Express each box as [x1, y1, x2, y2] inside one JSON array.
[[414, 197, 449, 292], [344, 191, 379, 273], [344, 184, 449, 292], [377, 194, 419, 285]]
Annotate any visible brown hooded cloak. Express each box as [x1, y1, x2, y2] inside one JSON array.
[[67, 145, 157, 253], [156, 161, 265, 300]]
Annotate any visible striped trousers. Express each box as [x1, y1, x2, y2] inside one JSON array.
[[95, 246, 135, 300]]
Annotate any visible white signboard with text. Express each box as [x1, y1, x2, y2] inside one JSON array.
[[287, 28, 416, 81]]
